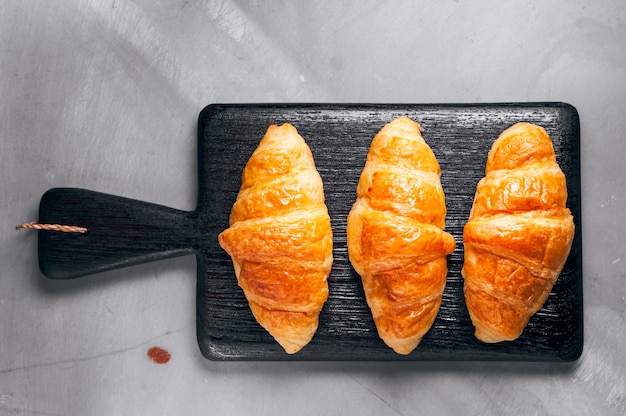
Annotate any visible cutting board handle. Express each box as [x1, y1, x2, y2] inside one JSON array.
[[37, 188, 196, 279]]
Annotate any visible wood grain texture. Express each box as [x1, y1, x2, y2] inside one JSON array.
[[38, 103, 583, 361]]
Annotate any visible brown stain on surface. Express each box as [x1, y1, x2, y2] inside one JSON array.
[[147, 346, 171, 364]]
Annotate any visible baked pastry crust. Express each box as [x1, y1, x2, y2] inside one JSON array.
[[347, 117, 456, 354], [218, 123, 333, 354], [462, 122, 575, 343]]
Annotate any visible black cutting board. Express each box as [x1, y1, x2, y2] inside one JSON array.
[[38, 103, 583, 361]]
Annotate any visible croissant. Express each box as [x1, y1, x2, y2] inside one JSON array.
[[462, 122, 575, 343], [218, 123, 333, 354], [347, 117, 456, 354]]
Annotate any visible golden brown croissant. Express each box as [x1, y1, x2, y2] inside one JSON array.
[[462, 122, 575, 343], [218, 123, 333, 354], [347, 116, 456, 354]]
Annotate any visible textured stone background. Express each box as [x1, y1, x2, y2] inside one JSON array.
[[1, 1, 624, 414]]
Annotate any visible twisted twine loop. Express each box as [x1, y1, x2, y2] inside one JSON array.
[[15, 222, 88, 234]]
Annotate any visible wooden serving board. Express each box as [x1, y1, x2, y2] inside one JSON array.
[[38, 103, 583, 361]]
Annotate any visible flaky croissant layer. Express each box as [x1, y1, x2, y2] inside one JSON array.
[[218, 123, 333, 354], [348, 116, 456, 354], [462, 122, 575, 343]]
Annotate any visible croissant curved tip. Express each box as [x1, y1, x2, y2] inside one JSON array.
[[277, 340, 307, 354], [473, 324, 521, 343], [261, 123, 300, 143], [486, 122, 555, 172], [383, 336, 423, 355], [385, 116, 423, 136], [266, 122, 297, 132]]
